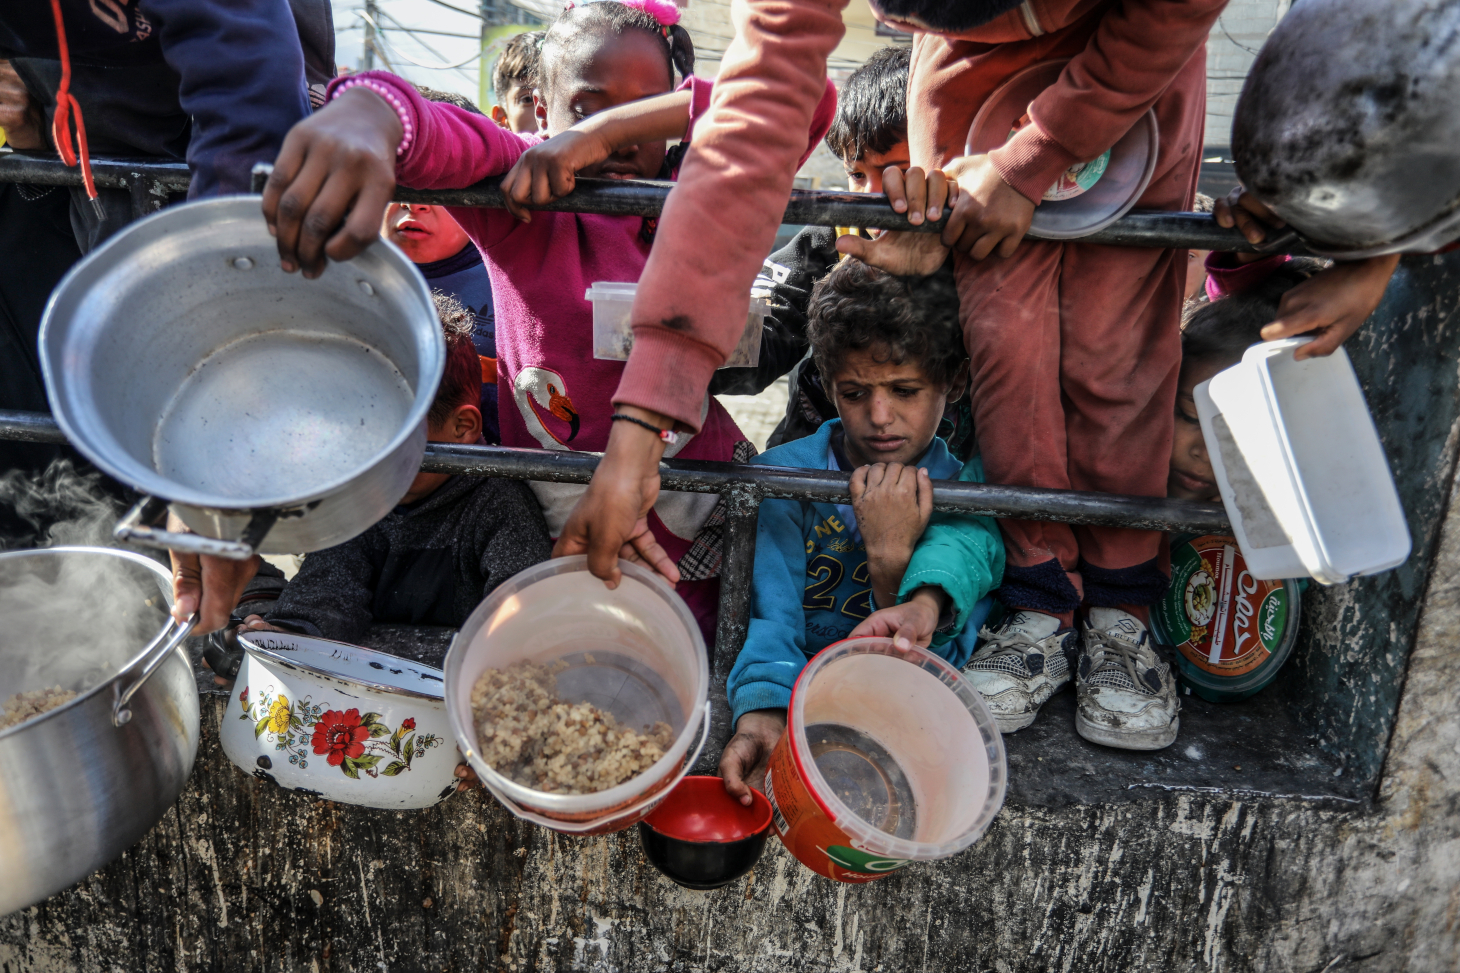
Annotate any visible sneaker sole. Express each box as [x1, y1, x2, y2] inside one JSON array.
[[994, 710, 1039, 734], [1075, 711, 1179, 751]]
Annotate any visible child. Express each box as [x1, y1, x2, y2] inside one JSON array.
[[490, 30, 544, 134], [236, 295, 551, 643], [718, 259, 1004, 803], [262, 0, 835, 644], [1170, 258, 1330, 504]]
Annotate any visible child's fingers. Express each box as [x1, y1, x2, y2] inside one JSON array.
[[902, 168, 927, 225], [270, 151, 333, 273], [326, 177, 394, 266], [262, 132, 309, 239], [883, 166, 908, 214], [969, 230, 1004, 262], [849, 464, 868, 500], [290, 168, 361, 278], [917, 467, 934, 523], [547, 163, 576, 201], [835, 232, 871, 262], [500, 164, 533, 222], [926, 170, 949, 222], [627, 523, 680, 588]]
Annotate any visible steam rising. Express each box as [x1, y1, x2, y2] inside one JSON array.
[[0, 461, 171, 705]]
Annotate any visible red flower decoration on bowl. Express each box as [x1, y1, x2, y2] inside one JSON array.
[[311, 708, 369, 766], [402, 717, 416, 730]]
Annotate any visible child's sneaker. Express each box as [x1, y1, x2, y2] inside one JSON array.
[[962, 611, 1076, 733], [1075, 608, 1179, 750]]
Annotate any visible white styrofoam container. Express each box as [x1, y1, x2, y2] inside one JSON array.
[[585, 281, 769, 368], [1194, 336, 1410, 584]]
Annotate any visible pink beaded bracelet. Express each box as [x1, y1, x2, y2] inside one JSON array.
[[333, 77, 415, 157]]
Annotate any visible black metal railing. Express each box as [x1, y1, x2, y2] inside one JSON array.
[[1, 152, 1243, 758]]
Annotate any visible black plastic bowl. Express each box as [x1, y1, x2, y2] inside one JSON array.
[[638, 776, 773, 890]]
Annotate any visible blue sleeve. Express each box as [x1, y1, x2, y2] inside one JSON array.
[[142, 0, 311, 197], [727, 497, 811, 727], [897, 454, 1006, 665]]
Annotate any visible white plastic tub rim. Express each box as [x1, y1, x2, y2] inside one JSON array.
[[1196, 336, 1411, 585], [585, 280, 769, 368], [444, 556, 710, 829]]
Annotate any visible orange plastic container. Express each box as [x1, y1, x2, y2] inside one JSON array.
[[765, 638, 1006, 883]]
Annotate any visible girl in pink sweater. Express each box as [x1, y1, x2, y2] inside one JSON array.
[[261, 0, 833, 641]]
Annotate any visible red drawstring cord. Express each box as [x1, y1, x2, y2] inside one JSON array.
[[49, 0, 103, 216]]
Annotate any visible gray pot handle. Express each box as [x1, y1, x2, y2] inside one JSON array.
[[113, 614, 197, 727], [114, 496, 273, 561]]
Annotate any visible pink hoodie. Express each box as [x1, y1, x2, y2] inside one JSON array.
[[326, 72, 834, 561]]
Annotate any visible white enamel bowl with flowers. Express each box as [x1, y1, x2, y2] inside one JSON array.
[[221, 631, 458, 809]]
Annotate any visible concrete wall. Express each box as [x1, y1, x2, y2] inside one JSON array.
[[1204, 0, 1290, 150]]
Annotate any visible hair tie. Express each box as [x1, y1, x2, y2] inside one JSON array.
[[619, 0, 680, 27]]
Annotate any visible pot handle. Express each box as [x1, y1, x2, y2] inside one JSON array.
[[115, 496, 275, 561], [478, 700, 713, 834], [113, 613, 197, 727]]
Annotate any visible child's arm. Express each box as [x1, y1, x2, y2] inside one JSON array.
[[721, 497, 813, 804], [263, 71, 532, 276], [499, 87, 696, 222], [891, 456, 1005, 669], [851, 463, 935, 610], [1214, 189, 1400, 360], [263, 540, 381, 644]]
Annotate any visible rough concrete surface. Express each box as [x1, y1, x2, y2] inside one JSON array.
[[2, 476, 1457, 972]]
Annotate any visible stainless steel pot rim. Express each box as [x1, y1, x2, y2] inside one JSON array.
[[237, 630, 445, 701], [0, 545, 177, 739], [38, 197, 440, 511], [1295, 198, 1460, 259]]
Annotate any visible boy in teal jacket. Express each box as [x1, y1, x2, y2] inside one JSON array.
[[720, 258, 1004, 804]]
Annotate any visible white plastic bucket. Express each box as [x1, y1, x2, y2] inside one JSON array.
[[585, 281, 768, 368], [764, 638, 1006, 883], [444, 557, 710, 835], [1195, 336, 1411, 584]]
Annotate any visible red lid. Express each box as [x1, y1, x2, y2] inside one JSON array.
[[642, 776, 772, 843]]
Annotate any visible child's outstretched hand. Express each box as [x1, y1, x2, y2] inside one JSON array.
[[852, 463, 933, 609], [939, 153, 1035, 260], [500, 131, 611, 223], [837, 165, 954, 276], [261, 86, 402, 279], [1263, 254, 1401, 360], [1213, 187, 1285, 245], [849, 586, 947, 650], [719, 709, 786, 806]]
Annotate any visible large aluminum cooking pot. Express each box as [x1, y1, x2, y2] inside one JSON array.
[[0, 547, 198, 917], [39, 197, 444, 556], [1232, 0, 1460, 258]]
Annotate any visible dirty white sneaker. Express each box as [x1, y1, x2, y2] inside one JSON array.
[[1075, 607, 1180, 750], [962, 610, 1076, 733]]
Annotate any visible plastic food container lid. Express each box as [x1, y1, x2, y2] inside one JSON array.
[[1150, 534, 1301, 702]]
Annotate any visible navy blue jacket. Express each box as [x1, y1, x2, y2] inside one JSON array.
[[0, 0, 318, 197]]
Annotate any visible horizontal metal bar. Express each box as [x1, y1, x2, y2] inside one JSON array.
[[0, 150, 190, 192], [0, 153, 1282, 252], [0, 410, 1230, 534]]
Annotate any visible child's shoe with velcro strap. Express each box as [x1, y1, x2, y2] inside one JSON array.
[[962, 610, 1077, 733], [1075, 607, 1180, 750]]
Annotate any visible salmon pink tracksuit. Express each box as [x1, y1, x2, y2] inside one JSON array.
[[621, 0, 1228, 615]]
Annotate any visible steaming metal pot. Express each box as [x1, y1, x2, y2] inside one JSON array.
[[0, 547, 198, 917], [1232, 0, 1460, 257], [39, 197, 444, 557]]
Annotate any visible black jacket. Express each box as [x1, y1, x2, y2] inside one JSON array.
[[266, 474, 552, 642]]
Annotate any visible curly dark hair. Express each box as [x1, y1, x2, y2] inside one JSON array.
[[429, 291, 482, 428], [807, 258, 965, 388], [1181, 257, 1330, 375], [540, 2, 693, 98]]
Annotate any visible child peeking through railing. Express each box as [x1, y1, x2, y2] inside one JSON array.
[[718, 258, 1005, 806]]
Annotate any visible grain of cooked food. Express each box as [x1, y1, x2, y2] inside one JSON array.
[[471, 660, 673, 794], [0, 687, 78, 731]]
